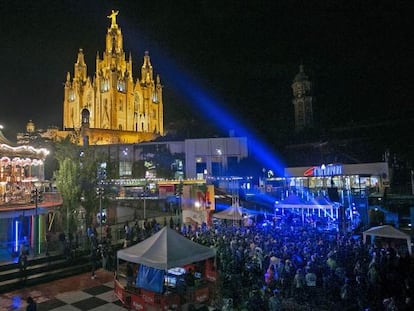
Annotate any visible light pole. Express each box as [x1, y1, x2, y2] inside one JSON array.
[[31, 183, 42, 255], [143, 182, 148, 220], [96, 186, 104, 242], [33, 188, 39, 255], [143, 194, 146, 220], [176, 181, 183, 223]]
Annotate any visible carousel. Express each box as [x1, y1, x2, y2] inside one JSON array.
[[0, 126, 59, 257]]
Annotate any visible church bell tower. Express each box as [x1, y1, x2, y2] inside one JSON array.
[[292, 65, 313, 131]]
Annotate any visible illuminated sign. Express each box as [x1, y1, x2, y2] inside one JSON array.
[[304, 164, 342, 177]]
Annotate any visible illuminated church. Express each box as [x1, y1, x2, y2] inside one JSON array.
[[62, 11, 164, 145]]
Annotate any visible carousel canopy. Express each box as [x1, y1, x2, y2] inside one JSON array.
[[0, 129, 14, 146], [0, 145, 49, 161], [0, 128, 49, 160]]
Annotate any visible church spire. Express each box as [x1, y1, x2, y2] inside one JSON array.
[[141, 51, 153, 84], [65, 72, 71, 89], [74, 48, 87, 81]]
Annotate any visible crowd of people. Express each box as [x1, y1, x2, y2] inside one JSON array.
[[180, 215, 414, 311], [84, 211, 414, 310]]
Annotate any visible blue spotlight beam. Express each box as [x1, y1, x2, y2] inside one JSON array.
[[122, 19, 286, 176], [164, 60, 286, 176]]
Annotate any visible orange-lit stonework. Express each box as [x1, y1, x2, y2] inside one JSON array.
[[61, 11, 164, 146]]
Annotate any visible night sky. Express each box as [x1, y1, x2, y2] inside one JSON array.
[[0, 0, 413, 143]]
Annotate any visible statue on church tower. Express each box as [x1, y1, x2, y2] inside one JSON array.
[[292, 65, 313, 131], [107, 10, 119, 28]]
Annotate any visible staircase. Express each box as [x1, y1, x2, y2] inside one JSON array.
[[0, 250, 92, 293]]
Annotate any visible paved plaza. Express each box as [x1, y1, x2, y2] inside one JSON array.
[[0, 269, 126, 311]]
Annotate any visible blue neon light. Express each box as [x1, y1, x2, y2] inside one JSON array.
[[14, 220, 19, 253]]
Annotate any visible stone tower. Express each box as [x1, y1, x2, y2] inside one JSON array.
[[62, 11, 164, 145], [292, 65, 313, 131]]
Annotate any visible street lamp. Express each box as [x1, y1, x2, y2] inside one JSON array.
[[142, 181, 149, 220], [96, 185, 104, 241], [31, 182, 43, 255], [175, 181, 183, 221]]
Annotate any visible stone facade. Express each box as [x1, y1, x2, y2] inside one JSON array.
[[62, 11, 164, 145], [292, 65, 313, 131]]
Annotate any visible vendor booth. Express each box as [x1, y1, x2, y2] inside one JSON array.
[[115, 226, 217, 310]]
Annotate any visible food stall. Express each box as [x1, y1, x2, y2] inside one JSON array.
[[115, 226, 217, 310]]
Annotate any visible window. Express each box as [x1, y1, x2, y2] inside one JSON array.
[[69, 90, 75, 101], [117, 80, 126, 92], [119, 161, 132, 177], [100, 80, 109, 92]]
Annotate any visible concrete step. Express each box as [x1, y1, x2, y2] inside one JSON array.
[[0, 252, 92, 294]]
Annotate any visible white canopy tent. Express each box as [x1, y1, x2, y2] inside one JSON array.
[[117, 226, 216, 270], [213, 205, 247, 221], [276, 194, 338, 221], [363, 225, 412, 255]]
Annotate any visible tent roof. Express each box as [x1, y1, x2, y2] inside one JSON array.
[[213, 205, 247, 220], [276, 194, 335, 209], [311, 195, 333, 206], [280, 194, 306, 205], [117, 226, 216, 270], [276, 194, 309, 208], [363, 225, 410, 240]]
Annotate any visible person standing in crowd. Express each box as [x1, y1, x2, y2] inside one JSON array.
[[45, 231, 51, 256], [265, 264, 276, 288], [305, 267, 317, 301], [19, 250, 28, 283], [185, 268, 196, 293], [292, 268, 305, 300], [268, 289, 282, 311], [26, 297, 37, 311], [126, 262, 134, 287], [124, 221, 130, 247], [104, 224, 112, 242], [90, 247, 98, 279]]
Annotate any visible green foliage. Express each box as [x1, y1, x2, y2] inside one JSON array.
[[52, 139, 105, 231], [79, 147, 101, 225], [132, 160, 146, 178], [54, 136, 79, 163], [106, 160, 119, 179], [144, 147, 185, 179], [53, 156, 81, 232]]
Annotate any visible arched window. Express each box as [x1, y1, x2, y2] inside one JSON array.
[[81, 109, 90, 125]]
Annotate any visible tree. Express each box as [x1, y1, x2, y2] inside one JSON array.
[[54, 156, 81, 234], [79, 147, 101, 226]]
